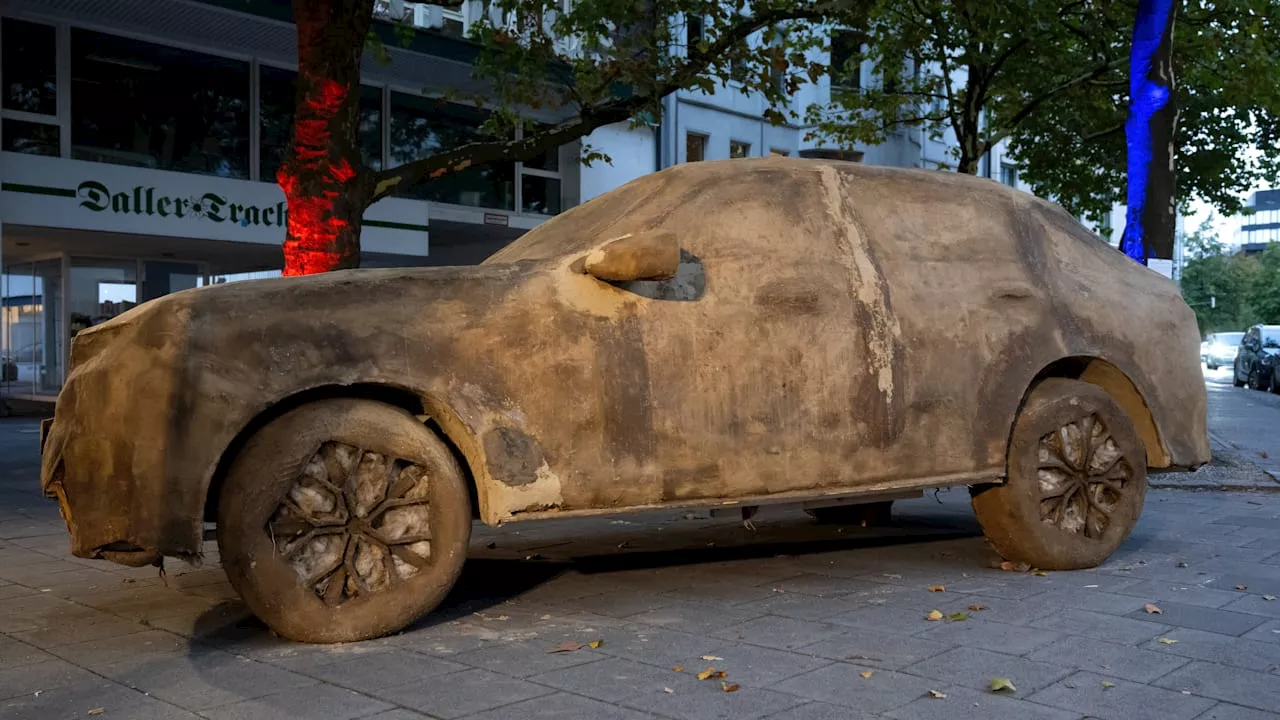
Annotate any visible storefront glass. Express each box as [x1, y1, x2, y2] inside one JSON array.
[[389, 92, 515, 210], [70, 28, 251, 179], [0, 260, 63, 396], [67, 259, 137, 335]]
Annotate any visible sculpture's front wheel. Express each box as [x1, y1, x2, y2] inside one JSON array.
[[218, 399, 471, 643], [972, 379, 1146, 571]]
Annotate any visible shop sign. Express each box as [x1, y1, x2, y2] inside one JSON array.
[[76, 181, 288, 229], [0, 153, 429, 257]]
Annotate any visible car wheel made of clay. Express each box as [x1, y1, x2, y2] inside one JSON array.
[[217, 398, 471, 643], [970, 378, 1146, 571]]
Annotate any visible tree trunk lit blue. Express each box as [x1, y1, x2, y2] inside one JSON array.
[[1120, 0, 1177, 265]]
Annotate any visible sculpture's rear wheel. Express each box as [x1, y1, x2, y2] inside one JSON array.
[[972, 379, 1146, 571], [218, 399, 470, 643]]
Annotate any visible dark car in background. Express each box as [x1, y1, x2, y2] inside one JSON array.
[[1202, 331, 1244, 370], [1233, 324, 1280, 391]]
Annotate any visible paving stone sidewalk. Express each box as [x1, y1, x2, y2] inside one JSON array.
[[3, 417, 1280, 720]]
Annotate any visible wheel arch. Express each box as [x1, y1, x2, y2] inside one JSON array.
[[1019, 356, 1171, 468], [203, 383, 485, 525]]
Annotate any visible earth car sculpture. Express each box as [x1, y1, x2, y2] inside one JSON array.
[[40, 158, 1210, 643]]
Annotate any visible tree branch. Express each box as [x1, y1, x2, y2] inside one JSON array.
[[1080, 121, 1125, 144], [369, 0, 858, 203], [985, 55, 1126, 149]]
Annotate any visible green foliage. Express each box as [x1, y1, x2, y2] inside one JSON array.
[[809, 0, 1280, 226], [1179, 219, 1263, 333], [383, 0, 836, 166]]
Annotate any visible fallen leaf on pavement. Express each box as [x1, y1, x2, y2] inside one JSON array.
[[989, 677, 1016, 693], [928, 585, 945, 592], [927, 689, 946, 699], [588, 640, 603, 649], [700, 655, 723, 661], [999, 561, 1032, 572], [946, 612, 970, 622], [968, 604, 986, 612], [1264, 595, 1277, 601], [1158, 638, 1178, 645], [673, 666, 684, 673], [1033, 571, 1048, 577], [1236, 585, 1248, 591], [721, 681, 740, 693], [926, 610, 944, 621], [1262, 451, 1270, 459], [663, 687, 674, 694], [1176, 561, 1188, 568], [87, 710, 104, 716], [1144, 603, 1163, 615], [121, 578, 135, 584], [546, 641, 582, 653], [696, 668, 716, 681], [860, 671, 874, 679], [495, 615, 510, 621], [1102, 681, 1116, 689]]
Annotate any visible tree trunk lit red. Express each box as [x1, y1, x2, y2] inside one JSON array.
[[279, 0, 375, 276]]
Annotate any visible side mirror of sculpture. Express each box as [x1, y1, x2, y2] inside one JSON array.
[[571, 231, 680, 283]]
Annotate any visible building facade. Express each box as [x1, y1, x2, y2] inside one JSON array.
[[0, 0, 579, 399]]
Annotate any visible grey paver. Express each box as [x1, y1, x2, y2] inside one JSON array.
[[451, 639, 607, 678], [626, 601, 765, 635], [709, 614, 845, 650], [770, 664, 936, 713], [757, 701, 879, 720], [884, 685, 1079, 720], [797, 627, 954, 670], [622, 683, 805, 720], [0, 678, 201, 720], [1029, 671, 1217, 720], [1026, 633, 1190, 682], [47, 630, 189, 677], [0, 658, 99, 701], [597, 625, 725, 668], [696, 641, 832, 686], [730, 591, 857, 621], [1241, 618, 1280, 644], [372, 668, 554, 719], [1142, 627, 1280, 673], [199, 683, 392, 720], [0, 635, 54, 670], [468, 691, 663, 720], [1156, 661, 1280, 712], [528, 656, 688, 702], [115, 650, 319, 711], [1221, 594, 1280, 618], [903, 646, 1073, 693], [1127, 600, 1267, 636], [917, 618, 1062, 654], [1114, 580, 1247, 609], [302, 648, 466, 690], [1030, 608, 1169, 645], [1195, 704, 1280, 720]]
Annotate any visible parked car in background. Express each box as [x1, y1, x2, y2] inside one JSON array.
[[1233, 325, 1280, 391], [1202, 331, 1244, 370]]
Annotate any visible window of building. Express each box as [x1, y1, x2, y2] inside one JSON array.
[[70, 29, 250, 179], [770, 148, 790, 157], [830, 30, 861, 91], [686, 13, 705, 50], [389, 91, 514, 210], [729, 140, 751, 158], [1000, 163, 1019, 188], [3, 19, 58, 116], [518, 125, 563, 215], [259, 65, 383, 182], [686, 132, 707, 162], [2, 18, 61, 156]]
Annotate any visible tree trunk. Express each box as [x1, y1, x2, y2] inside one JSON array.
[[1119, 0, 1177, 264], [279, 0, 375, 276]]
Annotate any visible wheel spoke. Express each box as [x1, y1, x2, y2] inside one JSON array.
[[391, 544, 432, 569]]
